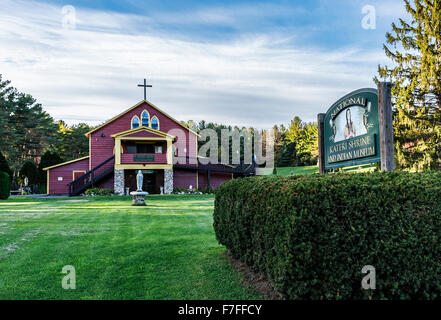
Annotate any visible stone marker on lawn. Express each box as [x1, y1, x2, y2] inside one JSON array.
[[130, 170, 148, 206]]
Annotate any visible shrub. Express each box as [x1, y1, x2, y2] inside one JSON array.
[[0, 171, 11, 200], [172, 187, 205, 194], [85, 188, 113, 196], [20, 160, 39, 186], [213, 172, 441, 299], [199, 186, 214, 194], [0, 152, 12, 182], [172, 187, 187, 194], [37, 184, 47, 194]]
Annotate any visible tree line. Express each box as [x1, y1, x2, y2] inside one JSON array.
[[0, 74, 318, 192], [0, 75, 93, 191], [1, 0, 440, 190], [183, 119, 318, 167]]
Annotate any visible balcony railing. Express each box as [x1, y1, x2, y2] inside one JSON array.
[[120, 153, 167, 164]]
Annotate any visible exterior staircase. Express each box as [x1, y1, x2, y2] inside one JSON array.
[[68, 155, 115, 196]]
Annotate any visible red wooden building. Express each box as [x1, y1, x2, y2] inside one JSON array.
[[43, 99, 255, 196]]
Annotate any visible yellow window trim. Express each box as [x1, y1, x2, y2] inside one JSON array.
[[115, 164, 173, 170], [131, 115, 140, 129], [141, 109, 150, 127], [151, 116, 160, 131], [89, 137, 92, 170], [72, 170, 86, 180], [111, 126, 175, 139], [122, 137, 172, 141]]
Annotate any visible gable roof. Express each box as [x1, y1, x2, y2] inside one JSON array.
[[110, 126, 176, 139], [85, 99, 199, 138], [43, 156, 90, 171]]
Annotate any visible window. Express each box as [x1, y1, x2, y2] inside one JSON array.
[[127, 143, 154, 153], [131, 116, 140, 129], [137, 143, 154, 153], [141, 110, 149, 127], [126, 143, 136, 154], [151, 116, 159, 130], [155, 145, 163, 154]]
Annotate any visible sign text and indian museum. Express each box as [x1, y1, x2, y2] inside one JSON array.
[[323, 88, 381, 170]]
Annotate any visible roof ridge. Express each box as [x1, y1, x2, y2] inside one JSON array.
[[85, 100, 199, 137]]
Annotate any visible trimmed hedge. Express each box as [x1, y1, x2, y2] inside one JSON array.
[[213, 172, 441, 299], [0, 171, 11, 200]]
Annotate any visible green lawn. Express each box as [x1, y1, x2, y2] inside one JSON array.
[[274, 166, 319, 176], [257, 164, 376, 177], [0, 195, 260, 299], [257, 165, 318, 176]]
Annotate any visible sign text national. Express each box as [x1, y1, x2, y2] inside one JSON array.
[[323, 88, 380, 170]]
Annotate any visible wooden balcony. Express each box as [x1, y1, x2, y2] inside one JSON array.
[[112, 127, 175, 170], [120, 153, 168, 164]]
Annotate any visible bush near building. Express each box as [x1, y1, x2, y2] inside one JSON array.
[[0, 171, 11, 200], [84, 188, 114, 196], [214, 172, 441, 299], [0, 152, 12, 182]]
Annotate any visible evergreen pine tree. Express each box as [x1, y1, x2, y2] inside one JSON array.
[[0, 74, 58, 174], [277, 142, 296, 167], [377, 0, 441, 170]]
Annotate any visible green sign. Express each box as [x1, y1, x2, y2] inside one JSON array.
[[133, 154, 155, 162], [324, 88, 380, 170]]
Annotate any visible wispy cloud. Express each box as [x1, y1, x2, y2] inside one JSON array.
[[0, 0, 402, 128]]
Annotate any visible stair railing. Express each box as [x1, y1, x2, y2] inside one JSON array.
[[68, 155, 115, 196]]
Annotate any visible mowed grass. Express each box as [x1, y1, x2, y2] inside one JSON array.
[[0, 195, 260, 300], [257, 165, 318, 176], [258, 164, 376, 177]]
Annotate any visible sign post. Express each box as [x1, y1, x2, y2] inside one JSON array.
[[378, 82, 394, 172], [317, 113, 326, 174], [317, 84, 394, 173]]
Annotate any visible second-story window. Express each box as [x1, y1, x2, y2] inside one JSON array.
[[151, 116, 159, 130], [141, 111, 149, 127], [132, 116, 140, 129]]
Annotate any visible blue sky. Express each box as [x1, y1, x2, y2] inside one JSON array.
[[0, 0, 407, 128]]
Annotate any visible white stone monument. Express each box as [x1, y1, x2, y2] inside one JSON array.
[[130, 170, 148, 206]]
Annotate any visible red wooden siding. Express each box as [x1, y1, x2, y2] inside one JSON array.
[[48, 158, 89, 195], [95, 175, 114, 190], [173, 169, 198, 190], [174, 169, 231, 191], [197, 171, 232, 190], [90, 101, 197, 169]]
